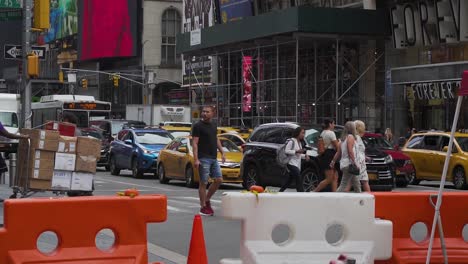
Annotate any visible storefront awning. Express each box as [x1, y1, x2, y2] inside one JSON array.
[[177, 6, 390, 55]]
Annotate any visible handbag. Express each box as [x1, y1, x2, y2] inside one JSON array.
[[347, 163, 360, 175], [345, 136, 360, 175]]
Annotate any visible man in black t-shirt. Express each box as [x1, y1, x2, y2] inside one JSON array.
[[192, 106, 225, 216]]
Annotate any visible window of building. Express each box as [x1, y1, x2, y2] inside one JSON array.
[[161, 8, 181, 66]]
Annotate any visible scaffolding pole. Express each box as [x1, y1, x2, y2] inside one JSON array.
[[276, 43, 279, 121], [314, 41, 317, 124], [295, 38, 299, 123], [335, 39, 339, 123], [227, 50, 231, 126]]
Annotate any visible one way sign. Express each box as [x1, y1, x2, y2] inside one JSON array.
[[4, 44, 46, 60]]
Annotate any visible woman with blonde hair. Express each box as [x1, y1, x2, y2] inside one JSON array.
[[355, 120, 371, 192], [384, 128, 393, 144], [331, 121, 361, 192]]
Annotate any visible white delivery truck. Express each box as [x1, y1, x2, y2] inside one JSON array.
[[126, 104, 191, 126], [0, 94, 21, 133], [0, 93, 21, 152]]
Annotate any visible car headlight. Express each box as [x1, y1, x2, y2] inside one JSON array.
[[385, 155, 393, 164], [404, 159, 412, 166], [143, 149, 157, 154]]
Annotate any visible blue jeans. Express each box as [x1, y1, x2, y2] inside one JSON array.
[[279, 164, 304, 192], [199, 158, 222, 184]]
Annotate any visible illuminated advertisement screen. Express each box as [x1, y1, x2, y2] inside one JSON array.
[[39, 0, 78, 44], [218, 0, 252, 24], [78, 0, 138, 61]]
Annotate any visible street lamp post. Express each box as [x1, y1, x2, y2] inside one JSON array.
[[142, 40, 150, 104]]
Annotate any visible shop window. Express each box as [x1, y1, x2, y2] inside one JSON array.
[[161, 9, 181, 66]]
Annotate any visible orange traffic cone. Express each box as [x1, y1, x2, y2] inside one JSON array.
[[187, 215, 208, 264]]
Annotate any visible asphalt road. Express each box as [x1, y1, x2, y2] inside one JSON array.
[[1, 168, 466, 264], [90, 168, 466, 264]]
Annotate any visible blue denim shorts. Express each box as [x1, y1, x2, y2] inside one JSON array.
[[199, 158, 222, 184]]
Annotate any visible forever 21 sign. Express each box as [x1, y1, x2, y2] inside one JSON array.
[[391, 0, 468, 49]]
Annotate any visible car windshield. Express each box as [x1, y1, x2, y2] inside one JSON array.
[[81, 130, 103, 139], [363, 136, 393, 149], [456, 137, 468, 152], [220, 139, 240, 152], [170, 131, 191, 138], [135, 132, 173, 145], [0, 112, 18, 128], [304, 128, 320, 146]]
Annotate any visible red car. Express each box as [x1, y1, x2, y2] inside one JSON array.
[[363, 133, 416, 187]]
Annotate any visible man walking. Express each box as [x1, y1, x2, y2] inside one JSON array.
[[192, 106, 225, 216]]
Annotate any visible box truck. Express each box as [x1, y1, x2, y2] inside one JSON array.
[[126, 104, 191, 126]]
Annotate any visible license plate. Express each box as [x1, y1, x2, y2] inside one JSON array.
[[368, 173, 378, 180], [226, 172, 239, 178]]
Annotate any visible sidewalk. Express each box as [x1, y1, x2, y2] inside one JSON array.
[[0, 183, 180, 264]]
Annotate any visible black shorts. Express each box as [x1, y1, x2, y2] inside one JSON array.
[[319, 149, 339, 171]]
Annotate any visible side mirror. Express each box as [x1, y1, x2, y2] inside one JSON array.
[[442, 146, 457, 153], [179, 146, 188, 153], [124, 139, 133, 145]]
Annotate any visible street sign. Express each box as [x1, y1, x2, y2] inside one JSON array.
[[0, 10, 21, 21], [0, 0, 21, 9], [4, 45, 47, 60]]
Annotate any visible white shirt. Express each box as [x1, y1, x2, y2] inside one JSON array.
[[321, 130, 337, 149], [340, 135, 358, 170], [284, 138, 302, 170]]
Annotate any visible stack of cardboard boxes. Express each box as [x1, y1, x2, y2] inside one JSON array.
[[18, 129, 101, 191]]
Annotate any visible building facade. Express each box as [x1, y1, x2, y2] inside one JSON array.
[[384, 0, 468, 138], [178, 0, 387, 130]]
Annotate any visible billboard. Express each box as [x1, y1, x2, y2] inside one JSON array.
[[218, 0, 252, 24], [182, 0, 216, 86], [39, 0, 78, 44], [78, 0, 138, 61]]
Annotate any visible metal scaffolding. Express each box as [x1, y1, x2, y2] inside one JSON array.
[[187, 36, 384, 129]]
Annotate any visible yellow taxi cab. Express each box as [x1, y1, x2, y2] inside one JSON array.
[[217, 126, 252, 140], [402, 132, 468, 189], [157, 136, 243, 188], [161, 125, 191, 138]]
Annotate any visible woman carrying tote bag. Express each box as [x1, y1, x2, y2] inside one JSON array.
[[331, 121, 361, 193]]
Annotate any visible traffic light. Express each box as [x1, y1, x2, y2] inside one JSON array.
[[33, 0, 50, 29], [58, 71, 64, 83], [113, 75, 119, 87], [27, 54, 39, 78], [81, 79, 88, 89]]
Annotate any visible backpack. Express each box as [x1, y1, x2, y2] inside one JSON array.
[[317, 137, 325, 155], [276, 139, 296, 167]]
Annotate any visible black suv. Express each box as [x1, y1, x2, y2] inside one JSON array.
[[241, 123, 395, 192], [241, 123, 321, 191]]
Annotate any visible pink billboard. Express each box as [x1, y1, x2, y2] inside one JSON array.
[[242, 56, 252, 112], [78, 0, 138, 61]]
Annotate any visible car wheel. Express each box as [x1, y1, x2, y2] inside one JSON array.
[[409, 171, 420, 185], [453, 166, 467, 190], [302, 166, 320, 192], [185, 166, 197, 188], [132, 158, 143, 179], [243, 163, 262, 189], [159, 164, 169, 184], [109, 155, 120, 176]]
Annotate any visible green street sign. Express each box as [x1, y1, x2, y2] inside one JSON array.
[[0, 0, 21, 9], [0, 10, 21, 21]]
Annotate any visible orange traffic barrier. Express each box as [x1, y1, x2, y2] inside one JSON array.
[[374, 192, 468, 264], [187, 215, 208, 264], [0, 195, 167, 264]]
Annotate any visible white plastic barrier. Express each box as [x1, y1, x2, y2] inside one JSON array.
[[220, 192, 392, 264]]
